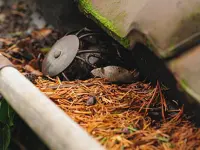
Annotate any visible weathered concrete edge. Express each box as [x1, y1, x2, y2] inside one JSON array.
[[78, 0, 130, 48], [77, 0, 170, 58], [77, 0, 170, 56], [78, 0, 200, 59]]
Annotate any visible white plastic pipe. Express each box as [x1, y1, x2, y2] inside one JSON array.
[[0, 59, 104, 150]]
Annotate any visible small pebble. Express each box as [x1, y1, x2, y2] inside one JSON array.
[[122, 127, 130, 134], [86, 96, 97, 106], [135, 83, 144, 89], [24, 73, 38, 83], [152, 121, 161, 129]]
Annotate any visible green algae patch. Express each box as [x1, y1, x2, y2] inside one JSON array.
[[120, 38, 130, 48], [79, 0, 120, 36], [79, 0, 130, 48], [180, 79, 189, 89]]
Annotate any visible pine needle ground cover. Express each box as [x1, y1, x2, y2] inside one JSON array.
[[34, 77, 200, 150]]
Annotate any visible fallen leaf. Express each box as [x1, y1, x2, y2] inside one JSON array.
[[31, 28, 52, 40], [24, 65, 43, 76]]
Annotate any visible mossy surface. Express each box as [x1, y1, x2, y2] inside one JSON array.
[[79, 0, 130, 48]]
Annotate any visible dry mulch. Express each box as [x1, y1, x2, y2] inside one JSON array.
[[35, 77, 200, 150]]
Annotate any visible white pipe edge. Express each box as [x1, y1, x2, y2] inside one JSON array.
[[0, 66, 104, 150]]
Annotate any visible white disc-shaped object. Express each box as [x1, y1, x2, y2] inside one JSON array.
[[42, 35, 79, 76]]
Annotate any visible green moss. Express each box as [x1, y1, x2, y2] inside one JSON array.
[[180, 79, 189, 90], [79, 0, 120, 36], [79, 0, 130, 48], [119, 37, 130, 48]]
